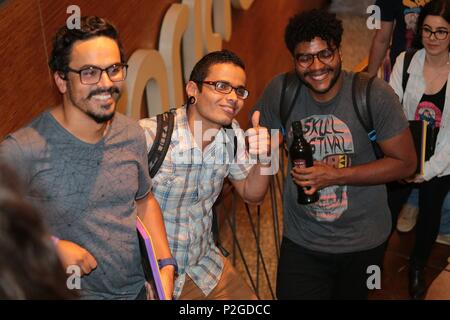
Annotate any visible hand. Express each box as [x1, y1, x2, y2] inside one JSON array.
[[404, 174, 425, 184], [159, 265, 175, 300], [55, 240, 97, 276], [291, 161, 340, 195], [246, 111, 271, 164]]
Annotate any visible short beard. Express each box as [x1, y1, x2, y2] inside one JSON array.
[[86, 109, 115, 123], [297, 62, 342, 95], [66, 82, 119, 124]]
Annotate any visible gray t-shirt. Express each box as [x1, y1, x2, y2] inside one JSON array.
[[255, 71, 408, 253], [0, 111, 151, 299]]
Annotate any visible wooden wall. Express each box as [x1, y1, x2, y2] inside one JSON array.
[[0, 0, 324, 138]]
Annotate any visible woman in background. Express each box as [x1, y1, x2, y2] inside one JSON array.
[[389, 0, 450, 300]]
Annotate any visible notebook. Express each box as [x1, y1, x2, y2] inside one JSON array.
[[408, 120, 438, 175], [136, 216, 167, 300]]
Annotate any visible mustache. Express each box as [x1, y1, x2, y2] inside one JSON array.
[[304, 68, 334, 77], [87, 87, 121, 99]]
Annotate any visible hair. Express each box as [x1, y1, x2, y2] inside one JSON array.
[[188, 49, 245, 92], [48, 16, 126, 75], [284, 9, 343, 56], [413, 0, 450, 49], [0, 163, 76, 299]]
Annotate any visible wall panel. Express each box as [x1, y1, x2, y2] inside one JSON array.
[[0, 0, 325, 137]]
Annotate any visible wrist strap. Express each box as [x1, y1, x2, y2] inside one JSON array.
[[158, 257, 178, 274]]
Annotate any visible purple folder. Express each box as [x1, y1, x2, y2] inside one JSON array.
[[136, 217, 166, 300]]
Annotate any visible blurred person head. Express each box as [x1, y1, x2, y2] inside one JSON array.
[[413, 0, 450, 53], [0, 163, 75, 299], [284, 9, 344, 102], [186, 50, 248, 128], [48, 16, 127, 124]]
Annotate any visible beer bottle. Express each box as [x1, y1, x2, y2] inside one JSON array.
[[290, 121, 319, 204]]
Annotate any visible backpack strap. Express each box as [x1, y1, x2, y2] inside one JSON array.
[[401, 48, 417, 101], [224, 124, 238, 162], [352, 72, 384, 159], [279, 71, 302, 138], [148, 108, 176, 178]]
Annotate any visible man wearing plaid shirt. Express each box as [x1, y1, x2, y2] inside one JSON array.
[[140, 50, 273, 299]]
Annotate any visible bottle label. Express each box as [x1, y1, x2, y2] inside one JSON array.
[[293, 159, 306, 168]]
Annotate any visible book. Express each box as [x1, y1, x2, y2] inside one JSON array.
[[408, 120, 437, 175], [136, 216, 167, 300]]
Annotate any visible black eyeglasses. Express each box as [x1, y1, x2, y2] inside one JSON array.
[[66, 63, 128, 85], [421, 27, 449, 40], [295, 48, 337, 68], [198, 80, 249, 99]]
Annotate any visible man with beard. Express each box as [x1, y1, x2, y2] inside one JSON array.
[[253, 9, 417, 299], [0, 16, 175, 299]]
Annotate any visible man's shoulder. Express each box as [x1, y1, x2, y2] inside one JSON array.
[[345, 71, 393, 94], [113, 112, 141, 129], [266, 72, 288, 91], [5, 112, 50, 146], [111, 112, 146, 139], [138, 114, 158, 134]]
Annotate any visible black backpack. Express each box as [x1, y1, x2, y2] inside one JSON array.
[[279, 71, 383, 159]]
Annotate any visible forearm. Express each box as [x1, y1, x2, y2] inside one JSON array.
[[137, 193, 172, 260], [242, 164, 271, 204], [367, 21, 393, 77], [336, 156, 416, 186], [367, 38, 390, 76]]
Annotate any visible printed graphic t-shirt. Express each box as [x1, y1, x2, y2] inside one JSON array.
[[0, 112, 151, 299], [255, 71, 408, 253], [416, 81, 447, 129]]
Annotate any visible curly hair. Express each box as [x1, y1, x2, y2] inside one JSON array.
[[284, 9, 343, 56], [48, 16, 126, 76], [189, 49, 245, 92]]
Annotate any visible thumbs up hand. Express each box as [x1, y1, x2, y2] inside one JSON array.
[[246, 111, 271, 164]]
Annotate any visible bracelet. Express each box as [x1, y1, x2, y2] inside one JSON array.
[[158, 257, 178, 274]]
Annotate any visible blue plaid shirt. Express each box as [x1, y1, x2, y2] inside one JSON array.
[[139, 107, 252, 298]]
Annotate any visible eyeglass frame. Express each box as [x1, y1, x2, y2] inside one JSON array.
[[196, 80, 250, 99], [421, 26, 449, 40], [64, 63, 129, 85], [294, 47, 337, 68]]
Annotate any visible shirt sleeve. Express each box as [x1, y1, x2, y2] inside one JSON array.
[[370, 76, 409, 142], [375, 0, 395, 22], [424, 141, 450, 181], [0, 136, 32, 185]]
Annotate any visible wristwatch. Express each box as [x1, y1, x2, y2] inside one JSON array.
[[158, 257, 178, 274]]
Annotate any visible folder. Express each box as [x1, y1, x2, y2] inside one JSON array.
[[408, 120, 437, 175], [136, 216, 167, 300]]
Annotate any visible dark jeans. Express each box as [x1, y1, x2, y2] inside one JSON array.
[[387, 175, 450, 268], [276, 237, 386, 300]]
